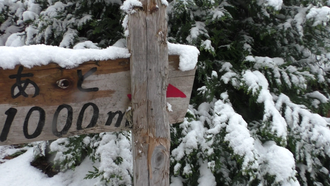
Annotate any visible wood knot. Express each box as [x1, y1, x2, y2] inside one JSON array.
[[153, 150, 165, 168], [149, 5, 159, 14], [56, 79, 70, 89]]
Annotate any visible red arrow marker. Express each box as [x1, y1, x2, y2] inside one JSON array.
[[127, 84, 186, 100], [166, 84, 186, 98]]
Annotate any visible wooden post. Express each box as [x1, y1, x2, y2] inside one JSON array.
[[127, 0, 169, 185]]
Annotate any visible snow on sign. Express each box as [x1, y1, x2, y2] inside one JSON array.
[[0, 55, 195, 145]]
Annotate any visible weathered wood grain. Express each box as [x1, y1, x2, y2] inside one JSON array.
[[0, 56, 195, 146], [0, 59, 131, 145], [0, 59, 129, 106], [128, 0, 171, 185], [168, 55, 195, 124]]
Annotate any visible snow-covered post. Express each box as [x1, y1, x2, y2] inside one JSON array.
[[124, 0, 170, 185]]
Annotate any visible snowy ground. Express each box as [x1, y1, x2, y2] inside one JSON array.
[[0, 146, 97, 186]]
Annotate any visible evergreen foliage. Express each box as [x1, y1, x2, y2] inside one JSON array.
[[168, 0, 330, 185], [1, 0, 330, 185]]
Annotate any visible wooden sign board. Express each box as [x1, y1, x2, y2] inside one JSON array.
[[0, 55, 195, 145]]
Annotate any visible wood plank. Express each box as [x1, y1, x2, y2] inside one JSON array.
[[0, 56, 195, 145], [128, 0, 170, 184], [0, 58, 129, 106], [168, 55, 195, 124], [145, 2, 170, 185], [0, 59, 131, 145]]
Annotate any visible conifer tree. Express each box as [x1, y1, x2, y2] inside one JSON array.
[[1, 0, 330, 185], [168, 0, 330, 185]]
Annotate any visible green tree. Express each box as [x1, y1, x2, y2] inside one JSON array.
[[169, 0, 330, 185]]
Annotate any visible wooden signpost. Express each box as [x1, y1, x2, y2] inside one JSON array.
[[0, 0, 196, 185], [0, 56, 195, 146]]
